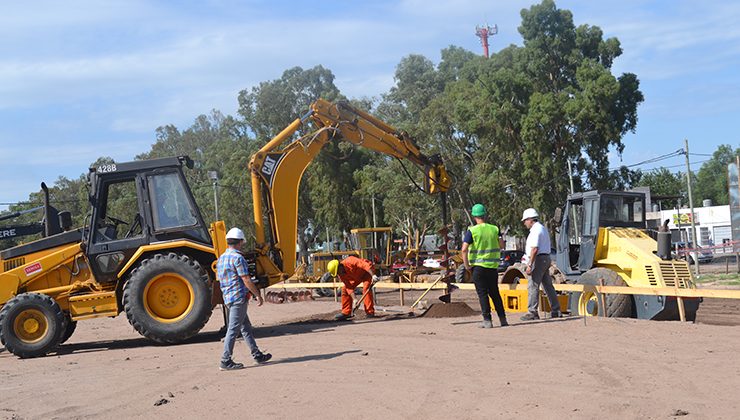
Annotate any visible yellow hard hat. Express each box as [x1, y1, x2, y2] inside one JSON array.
[[327, 259, 339, 277]]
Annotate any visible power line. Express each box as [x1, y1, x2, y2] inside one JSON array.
[[616, 149, 685, 169], [639, 159, 711, 172]]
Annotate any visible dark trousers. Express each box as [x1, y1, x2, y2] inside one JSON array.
[[472, 266, 506, 320]]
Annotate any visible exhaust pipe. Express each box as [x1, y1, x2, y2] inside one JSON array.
[[657, 232, 672, 260]]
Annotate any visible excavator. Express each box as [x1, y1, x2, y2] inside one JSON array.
[[248, 99, 451, 287], [0, 99, 450, 358]]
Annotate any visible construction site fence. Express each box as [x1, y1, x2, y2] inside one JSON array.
[[268, 281, 740, 299], [267, 281, 740, 322]]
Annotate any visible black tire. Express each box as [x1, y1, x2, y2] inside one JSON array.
[[59, 316, 77, 344], [317, 272, 336, 297], [454, 265, 472, 283], [501, 263, 529, 284], [0, 293, 65, 358], [571, 268, 633, 318], [123, 253, 213, 344]]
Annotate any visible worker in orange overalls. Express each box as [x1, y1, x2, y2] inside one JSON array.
[[327, 256, 377, 320]]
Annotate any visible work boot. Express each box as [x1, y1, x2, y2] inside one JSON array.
[[365, 312, 376, 318], [520, 312, 539, 321], [219, 360, 245, 371], [499, 316, 509, 327], [334, 313, 351, 321], [254, 352, 272, 364], [480, 319, 493, 329], [550, 310, 562, 318]]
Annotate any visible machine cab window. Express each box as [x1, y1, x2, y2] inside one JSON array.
[[148, 172, 197, 231], [94, 177, 143, 243], [599, 194, 644, 227]]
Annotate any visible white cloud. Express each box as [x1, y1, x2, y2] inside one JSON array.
[[1, 0, 739, 207]]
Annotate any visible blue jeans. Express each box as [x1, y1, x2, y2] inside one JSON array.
[[221, 299, 261, 363]]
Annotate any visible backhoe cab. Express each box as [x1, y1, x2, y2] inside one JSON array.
[[556, 190, 699, 320], [0, 156, 229, 358]]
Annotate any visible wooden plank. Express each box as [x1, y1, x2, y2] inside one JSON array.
[[268, 281, 740, 299], [598, 279, 607, 318], [593, 286, 740, 299]]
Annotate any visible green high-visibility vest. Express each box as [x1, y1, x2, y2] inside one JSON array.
[[468, 223, 501, 268]]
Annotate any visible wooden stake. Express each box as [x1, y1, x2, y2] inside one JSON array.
[[598, 279, 607, 318], [399, 278, 405, 306], [675, 283, 686, 322]]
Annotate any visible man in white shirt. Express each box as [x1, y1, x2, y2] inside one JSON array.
[[521, 208, 561, 321]]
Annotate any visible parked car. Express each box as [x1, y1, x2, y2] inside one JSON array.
[[498, 250, 526, 272], [673, 242, 714, 264]]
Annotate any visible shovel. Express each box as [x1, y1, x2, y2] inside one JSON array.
[[351, 277, 381, 316], [410, 274, 453, 310]]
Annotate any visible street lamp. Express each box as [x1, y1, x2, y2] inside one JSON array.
[[208, 171, 220, 221]]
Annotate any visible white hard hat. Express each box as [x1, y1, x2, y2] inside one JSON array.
[[226, 227, 246, 240], [521, 208, 539, 221]]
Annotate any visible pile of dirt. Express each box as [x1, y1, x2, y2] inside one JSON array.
[[286, 310, 392, 324], [422, 302, 478, 318]]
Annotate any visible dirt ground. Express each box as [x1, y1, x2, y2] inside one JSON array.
[[2, 290, 740, 419]]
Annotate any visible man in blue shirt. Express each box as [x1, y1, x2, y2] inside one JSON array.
[[217, 227, 272, 371]]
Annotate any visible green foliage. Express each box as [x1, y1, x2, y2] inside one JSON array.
[[637, 168, 686, 209], [695, 144, 740, 206], [370, 0, 643, 236]]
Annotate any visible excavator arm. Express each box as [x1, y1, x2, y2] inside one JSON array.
[[249, 99, 451, 285]]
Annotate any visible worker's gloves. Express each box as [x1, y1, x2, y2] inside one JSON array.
[[372, 275, 379, 283]]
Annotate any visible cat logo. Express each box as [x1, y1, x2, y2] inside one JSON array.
[[262, 156, 277, 177]]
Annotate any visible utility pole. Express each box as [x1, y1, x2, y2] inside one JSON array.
[[567, 160, 579, 239], [371, 194, 378, 249], [567, 160, 575, 194], [208, 171, 220, 221], [684, 139, 699, 276]]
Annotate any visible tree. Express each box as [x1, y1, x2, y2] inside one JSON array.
[[376, 0, 644, 237], [637, 168, 686, 209], [695, 144, 740, 206]]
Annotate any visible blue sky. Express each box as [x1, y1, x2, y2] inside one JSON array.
[[1, 0, 739, 212]]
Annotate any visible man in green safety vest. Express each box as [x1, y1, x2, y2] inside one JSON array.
[[461, 204, 508, 328]]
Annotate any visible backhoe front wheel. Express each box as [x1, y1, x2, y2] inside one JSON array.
[[123, 253, 213, 344], [0, 293, 65, 358]]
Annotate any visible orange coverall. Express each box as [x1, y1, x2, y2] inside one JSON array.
[[339, 256, 375, 316]]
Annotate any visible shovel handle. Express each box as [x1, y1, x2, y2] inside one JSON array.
[[410, 276, 444, 310], [351, 279, 379, 315]]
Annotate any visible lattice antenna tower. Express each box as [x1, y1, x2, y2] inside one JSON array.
[[475, 24, 498, 58]]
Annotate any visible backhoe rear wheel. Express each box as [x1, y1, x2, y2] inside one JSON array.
[[123, 253, 212, 344], [572, 268, 633, 318], [0, 293, 65, 358], [59, 315, 77, 344]]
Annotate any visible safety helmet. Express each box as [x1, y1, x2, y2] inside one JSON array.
[[226, 227, 246, 241], [327, 259, 340, 277], [521, 208, 539, 221], [471, 203, 486, 217]]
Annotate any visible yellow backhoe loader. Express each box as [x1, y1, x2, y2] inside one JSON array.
[[0, 156, 232, 358], [0, 100, 450, 358]]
